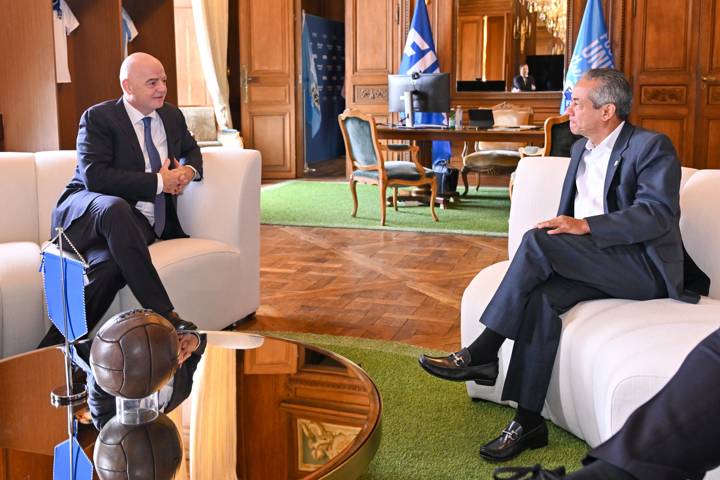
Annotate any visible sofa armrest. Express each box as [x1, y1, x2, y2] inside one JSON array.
[[177, 147, 261, 253]]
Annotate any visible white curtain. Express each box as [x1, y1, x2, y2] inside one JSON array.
[[189, 345, 238, 479], [192, 0, 233, 129]]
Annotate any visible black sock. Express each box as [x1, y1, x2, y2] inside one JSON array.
[[514, 406, 543, 431], [565, 460, 636, 480], [466, 327, 504, 365]]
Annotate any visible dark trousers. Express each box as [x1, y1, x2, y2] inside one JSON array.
[[480, 228, 667, 412], [585, 327, 720, 480], [39, 196, 173, 347]]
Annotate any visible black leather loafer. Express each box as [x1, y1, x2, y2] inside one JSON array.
[[418, 348, 499, 385], [479, 420, 548, 462], [164, 311, 199, 332]]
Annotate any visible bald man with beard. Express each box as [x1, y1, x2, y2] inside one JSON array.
[[39, 52, 203, 347]]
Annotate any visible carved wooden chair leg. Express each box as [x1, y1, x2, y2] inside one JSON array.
[[349, 178, 358, 217], [392, 187, 398, 211], [461, 166, 470, 196], [475, 170, 482, 191], [379, 182, 387, 226], [429, 179, 439, 222]]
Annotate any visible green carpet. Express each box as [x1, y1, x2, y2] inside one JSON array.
[[263, 332, 588, 479], [261, 181, 511, 236]]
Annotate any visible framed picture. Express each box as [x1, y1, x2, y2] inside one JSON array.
[[296, 418, 361, 471]]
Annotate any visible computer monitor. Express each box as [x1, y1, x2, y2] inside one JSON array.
[[387, 73, 450, 114], [457, 80, 506, 92], [525, 55, 564, 91]]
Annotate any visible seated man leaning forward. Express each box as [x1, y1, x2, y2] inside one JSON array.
[[418, 68, 710, 461], [39, 52, 203, 347]]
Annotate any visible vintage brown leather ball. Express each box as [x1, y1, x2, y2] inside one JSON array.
[[94, 413, 183, 480], [90, 309, 179, 399]]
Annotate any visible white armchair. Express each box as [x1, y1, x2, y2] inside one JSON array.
[[0, 147, 261, 357], [460, 157, 720, 479]]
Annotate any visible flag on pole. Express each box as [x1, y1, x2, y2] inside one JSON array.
[[560, 0, 615, 113], [399, 0, 451, 166], [302, 13, 322, 138]]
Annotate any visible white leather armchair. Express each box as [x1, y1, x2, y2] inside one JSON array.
[[460, 156, 720, 478], [0, 147, 261, 357]]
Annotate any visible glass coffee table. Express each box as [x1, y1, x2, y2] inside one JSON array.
[[0, 334, 382, 479]]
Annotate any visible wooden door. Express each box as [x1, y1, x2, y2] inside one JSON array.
[[239, 0, 297, 178], [626, 0, 701, 167], [345, 0, 404, 120], [695, 0, 720, 169]]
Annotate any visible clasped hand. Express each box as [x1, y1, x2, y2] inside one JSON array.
[[159, 158, 193, 195], [536, 215, 590, 235]]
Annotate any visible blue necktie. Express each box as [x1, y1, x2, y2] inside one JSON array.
[[142, 116, 166, 237]]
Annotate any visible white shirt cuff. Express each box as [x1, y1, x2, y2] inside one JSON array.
[[156, 173, 164, 194]]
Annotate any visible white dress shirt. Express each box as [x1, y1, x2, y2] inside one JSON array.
[[574, 121, 625, 219], [122, 98, 167, 226]]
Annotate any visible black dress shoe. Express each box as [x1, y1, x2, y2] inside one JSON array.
[[164, 311, 198, 332], [480, 420, 548, 462], [418, 348, 499, 385]]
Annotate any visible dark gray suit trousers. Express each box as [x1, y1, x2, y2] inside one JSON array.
[[480, 227, 667, 412]]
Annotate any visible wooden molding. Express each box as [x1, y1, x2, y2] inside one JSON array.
[[640, 85, 687, 105], [354, 85, 388, 103]]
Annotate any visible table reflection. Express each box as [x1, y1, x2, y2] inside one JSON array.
[[190, 335, 381, 479], [0, 333, 381, 479]]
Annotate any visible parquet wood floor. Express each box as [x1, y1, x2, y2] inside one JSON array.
[[237, 224, 509, 352]]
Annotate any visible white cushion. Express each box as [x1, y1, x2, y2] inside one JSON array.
[[0, 153, 38, 244], [34, 151, 77, 244], [0, 242, 44, 357], [118, 238, 254, 331], [680, 170, 720, 298]]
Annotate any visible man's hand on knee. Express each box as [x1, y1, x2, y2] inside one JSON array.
[[536, 215, 590, 235]]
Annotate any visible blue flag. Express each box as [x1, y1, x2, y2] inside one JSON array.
[[560, 0, 615, 113], [302, 14, 322, 139], [302, 13, 346, 164], [399, 0, 451, 166]]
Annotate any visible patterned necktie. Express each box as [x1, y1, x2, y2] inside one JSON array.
[[142, 116, 166, 237]]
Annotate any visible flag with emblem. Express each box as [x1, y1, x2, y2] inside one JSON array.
[[302, 12, 346, 164], [399, 0, 451, 166], [560, 0, 615, 113]]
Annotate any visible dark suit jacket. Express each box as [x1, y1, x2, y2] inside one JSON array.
[[557, 122, 709, 303], [512, 74, 536, 91], [53, 98, 203, 239], [70, 335, 208, 431]]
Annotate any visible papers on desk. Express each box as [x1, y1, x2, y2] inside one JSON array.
[[488, 125, 540, 131], [391, 123, 449, 129]]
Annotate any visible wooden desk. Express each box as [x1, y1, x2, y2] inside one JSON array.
[[375, 125, 544, 206], [376, 125, 545, 151]]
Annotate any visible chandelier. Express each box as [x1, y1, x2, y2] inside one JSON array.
[[518, 0, 567, 53]]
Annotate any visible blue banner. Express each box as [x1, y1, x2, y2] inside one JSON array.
[[302, 13, 346, 165], [42, 250, 88, 343], [399, 0, 451, 166], [560, 0, 615, 113]]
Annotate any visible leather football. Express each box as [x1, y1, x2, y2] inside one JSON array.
[[94, 412, 183, 479], [90, 309, 179, 399]]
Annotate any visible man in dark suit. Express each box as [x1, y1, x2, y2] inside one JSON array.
[[70, 331, 207, 430], [39, 52, 202, 347], [512, 63, 537, 92], [418, 69, 710, 461]]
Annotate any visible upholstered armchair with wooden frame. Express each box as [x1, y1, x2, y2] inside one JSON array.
[[460, 102, 533, 195], [338, 109, 439, 226]]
